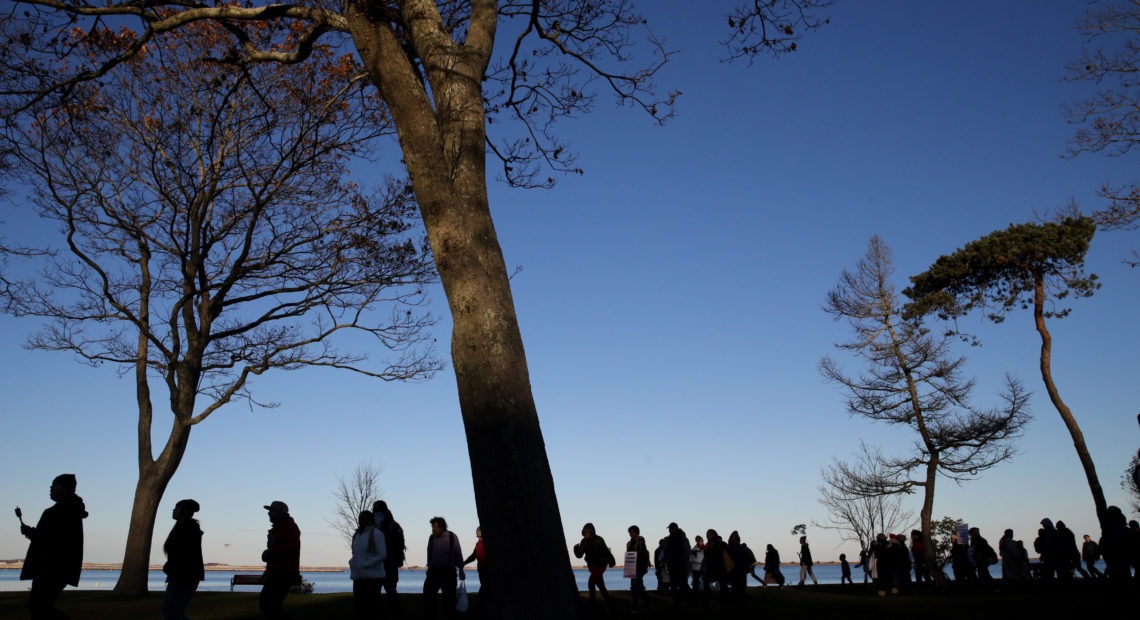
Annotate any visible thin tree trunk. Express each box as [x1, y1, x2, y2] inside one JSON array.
[[1032, 277, 1107, 524]]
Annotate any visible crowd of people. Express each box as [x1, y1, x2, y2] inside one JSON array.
[[14, 472, 1140, 619]]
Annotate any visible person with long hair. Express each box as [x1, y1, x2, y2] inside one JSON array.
[[349, 510, 386, 620]]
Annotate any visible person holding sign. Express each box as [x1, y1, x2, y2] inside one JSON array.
[[625, 525, 653, 614]]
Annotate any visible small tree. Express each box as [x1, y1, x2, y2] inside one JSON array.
[[816, 443, 914, 552], [903, 218, 1106, 524], [930, 515, 963, 569], [330, 462, 385, 548], [2, 22, 438, 594], [822, 236, 1030, 585]]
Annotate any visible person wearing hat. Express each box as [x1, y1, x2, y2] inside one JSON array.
[[260, 501, 301, 619], [19, 473, 88, 619], [163, 499, 204, 620]]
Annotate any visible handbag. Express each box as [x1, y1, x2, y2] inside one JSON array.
[[456, 579, 469, 613]]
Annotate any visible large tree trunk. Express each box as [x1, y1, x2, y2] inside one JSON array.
[[1032, 277, 1107, 524], [348, 4, 579, 617], [114, 417, 191, 594]]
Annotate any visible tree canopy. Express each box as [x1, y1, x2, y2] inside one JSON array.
[[903, 217, 1099, 326]]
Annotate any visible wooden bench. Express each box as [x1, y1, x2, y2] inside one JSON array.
[[230, 574, 263, 591]]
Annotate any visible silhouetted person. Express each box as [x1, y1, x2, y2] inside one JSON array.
[[1099, 506, 1132, 586], [162, 499, 204, 620], [20, 473, 87, 620], [664, 522, 692, 605], [1081, 534, 1103, 578], [839, 553, 853, 585], [625, 525, 653, 613], [796, 536, 817, 586], [424, 516, 464, 619], [969, 527, 996, 586], [259, 501, 301, 619], [573, 522, 615, 613], [462, 526, 487, 616], [373, 500, 406, 617]]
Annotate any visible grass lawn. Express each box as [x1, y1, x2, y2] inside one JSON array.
[[0, 581, 1132, 618]]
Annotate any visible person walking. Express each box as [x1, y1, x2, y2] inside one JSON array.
[[700, 529, 728, 604], [625, 525, 653, 613], [796, 536, 817, 587], [1081, 534, 1104, 578], [162, 499, 204, 620], [349, 510, 386, 620], [462, 526, 488, 615], [689, 535, 705, 595], [423, 516, 464, 620], [969, 527, 997, 586], [259, 501, 301, 620], [664, 523, 691, 605], [373, 500, 405, 617], [573, 523, 616, 613], [19, 473, 88, 620]]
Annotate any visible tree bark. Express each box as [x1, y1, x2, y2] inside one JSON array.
[[113, 421, 191, 595], [1033, 276, 1107, 524], [347, 3, 578, 617]]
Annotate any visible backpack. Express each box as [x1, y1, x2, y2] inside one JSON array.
[[386, 521, 406, 567]]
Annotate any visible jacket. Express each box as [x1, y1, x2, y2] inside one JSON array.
[[21, 494, 87, 586], [349, 526, 387, 580], [163, 518, 205, 583], [262, 517, 301, 584]]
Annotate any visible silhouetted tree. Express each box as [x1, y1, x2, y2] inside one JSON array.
[[330, 462, 385, 548], [1065, 1, 1140, 264], [822, 236, 1030, 585], [816, 443, 914, 552], [903, 217, 1106, 524], [2, 21, 438, 594]]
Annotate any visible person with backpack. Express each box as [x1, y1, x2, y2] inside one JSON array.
[[573, 522, 616, 613], [373, 500, 405, 617]]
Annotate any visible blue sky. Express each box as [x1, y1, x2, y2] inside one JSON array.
[[2, 0, 1138, 570]]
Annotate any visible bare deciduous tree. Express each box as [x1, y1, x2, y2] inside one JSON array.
[[822, 236, 1030, 586], [1065, 1, 1140, 264], [330, 462, 385, 548], [815, 443, 914, 553], [2, 21, 438, 594]]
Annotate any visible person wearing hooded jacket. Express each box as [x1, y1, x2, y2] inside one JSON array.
[[573, 522, 615, 612], [162, 499, 204, 620], [20, 473, 88, 620]]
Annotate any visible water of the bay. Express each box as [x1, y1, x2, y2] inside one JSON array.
[[0, 564, 880, 593]]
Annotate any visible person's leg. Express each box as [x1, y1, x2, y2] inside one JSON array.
[[441, 569, 458, 618], [259, 581, 289, 619], [29, 578, 68, 620], [384, 570, 403, 617], [163, 580, 198, 620], [422, 569, 439, 620], [798, 564, 806, 586]]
